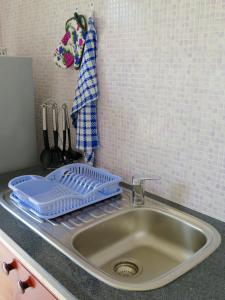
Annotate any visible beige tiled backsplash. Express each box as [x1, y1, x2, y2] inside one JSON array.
[[1, 0, 225, 221]]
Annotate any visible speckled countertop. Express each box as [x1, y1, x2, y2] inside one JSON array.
[[0, 167, 224, 300]]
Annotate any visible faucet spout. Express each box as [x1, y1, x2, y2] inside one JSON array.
[[132, 176, 161, 207]]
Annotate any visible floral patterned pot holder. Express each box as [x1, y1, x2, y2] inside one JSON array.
[[54, 13, 87, 69]]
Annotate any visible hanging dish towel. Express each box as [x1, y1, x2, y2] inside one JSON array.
[[54, 18, 86, 69], [71, 17, 98, 165]]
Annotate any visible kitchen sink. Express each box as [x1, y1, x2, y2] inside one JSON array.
[[0, 189, 221, 291], [73, 209, 207, 285]]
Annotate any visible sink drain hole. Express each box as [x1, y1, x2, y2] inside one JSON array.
[[113, 261, 140, 277]]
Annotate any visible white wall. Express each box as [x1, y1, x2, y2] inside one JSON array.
[[1, 0, 225, 221]]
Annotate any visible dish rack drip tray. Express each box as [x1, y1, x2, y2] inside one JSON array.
[[8, 163, 122, 219]]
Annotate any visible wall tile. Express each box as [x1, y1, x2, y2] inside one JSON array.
[[1, 0, 225, 221]]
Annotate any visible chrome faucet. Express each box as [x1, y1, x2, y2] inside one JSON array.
[[132, 176, 161, 206]]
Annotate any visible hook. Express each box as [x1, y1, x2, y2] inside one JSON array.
[[89, 1, 94, 17], [40, 98, 56, 108]]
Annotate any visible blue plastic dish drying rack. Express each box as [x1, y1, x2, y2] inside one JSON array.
[[8, 163, 122, 219]]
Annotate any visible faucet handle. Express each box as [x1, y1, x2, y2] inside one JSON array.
[[132, 176, 161, 206], [132, 176, 161, 185]]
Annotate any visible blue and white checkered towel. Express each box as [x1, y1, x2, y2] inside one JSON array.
[[71, 17, 99, 165]]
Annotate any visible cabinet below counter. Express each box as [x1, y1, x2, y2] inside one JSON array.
[[0, 229, 75, 300]]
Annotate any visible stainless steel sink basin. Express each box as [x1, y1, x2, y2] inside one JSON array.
[[0, 189, 221, 291], [73, 209, 207, 282]]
